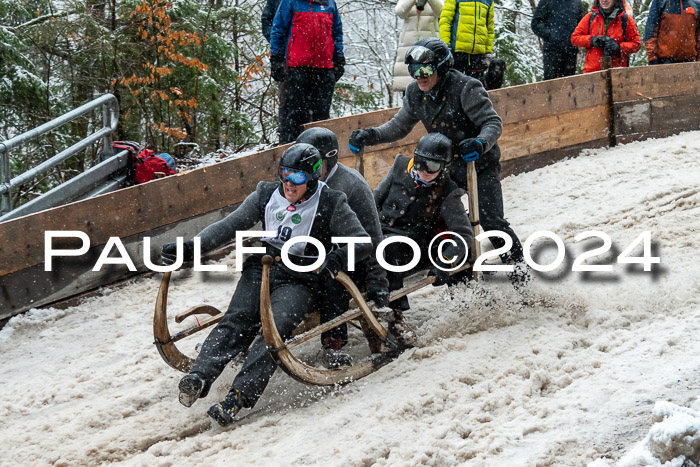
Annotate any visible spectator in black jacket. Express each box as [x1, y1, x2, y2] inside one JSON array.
[[531, 0, 587, 80]]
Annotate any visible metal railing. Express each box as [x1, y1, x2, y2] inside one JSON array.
[[0, 94, 120, 216]]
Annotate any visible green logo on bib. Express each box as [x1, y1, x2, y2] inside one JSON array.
[[291, 213, 302, 224], [276, 211, 285, 221]]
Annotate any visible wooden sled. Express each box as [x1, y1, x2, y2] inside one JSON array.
[[153, 162, 482, 385]]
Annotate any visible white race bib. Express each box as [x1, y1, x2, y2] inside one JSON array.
[[262, 182, 325, 257]]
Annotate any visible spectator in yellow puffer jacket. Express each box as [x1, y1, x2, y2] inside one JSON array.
[[439, 0, 497, 88]]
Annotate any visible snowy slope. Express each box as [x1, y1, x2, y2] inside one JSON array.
[[1, 132, 699, 466]]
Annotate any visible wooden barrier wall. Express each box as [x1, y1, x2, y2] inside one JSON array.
[[1, 62, 699, 319]]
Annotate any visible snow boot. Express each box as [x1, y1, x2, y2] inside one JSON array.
[[389, 310, 418, 348], [321, 336, 353, 368], [178, 372, 205, 408], [207, 389, 243, 427], [322, 347, 354, 368], [508, 261, 532, 292]]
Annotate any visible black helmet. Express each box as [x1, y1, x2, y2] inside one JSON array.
[[413, 133, 452, 174], [296, 127, 339, 176], [296, 127, 339, 160], [404, 38, 453, 76], [278, 143, 323, 191]]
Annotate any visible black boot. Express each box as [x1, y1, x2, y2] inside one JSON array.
[[178, 372, 206, 408], [390, 310, 417, 348], [207, 388, 244, 427], [321, 336, 353, 368]]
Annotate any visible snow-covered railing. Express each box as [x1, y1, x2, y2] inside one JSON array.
[[0, 94, 120, 218]]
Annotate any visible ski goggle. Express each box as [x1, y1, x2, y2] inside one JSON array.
[[405, 45, 436, 65], [408, 63, 436, 79], [278, 167, 309, 185], [413, 156, 443, 174]]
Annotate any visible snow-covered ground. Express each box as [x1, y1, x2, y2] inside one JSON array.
[[1, 132, 699, 466]]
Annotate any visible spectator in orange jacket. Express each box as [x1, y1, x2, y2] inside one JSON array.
[[571, 0, 641, 73], [645, 0, 700, 65]]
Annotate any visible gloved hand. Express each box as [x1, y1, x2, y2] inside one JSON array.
[[318, 251, 345, 280], [590, 36, 606, 49], [349, 128, 377, 154], [161, 240, 195, 265], [428, 266, 451, 287], [457, 138, 484, 162], [366, 286, 390, 308], [270, 54, 286, 82], [603, 36, 621, 55], [333, 54, 345, 82]]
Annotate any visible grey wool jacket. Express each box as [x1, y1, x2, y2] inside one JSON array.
[[324, 164, 383, 247], [324, 163, 388, 289], [374, 154, 474, 263], [371, 70, 503, 185]]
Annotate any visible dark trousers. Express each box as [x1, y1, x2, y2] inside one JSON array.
[[453, 53, 488, 87], [320, 258, 387, 348], [191, 257, 318, 407], [449, 157, 524, 264], [453, 53, 505, 90], [542, 48, 578, 80], [278, 67, 335, 143], [380, 235, 432, 311], [277, 78, 288, 142]]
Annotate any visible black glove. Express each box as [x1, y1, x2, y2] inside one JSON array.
[[603, 36, 621, 55], [333, 54, 345, 82], [318, 251, 345, 280], [428, 266, 451, 287], [161, 240, 195, 265], [590, 36, 606, 49], [349, 128, 377, 154], [456, 138, 484, 162], [270, 54, 286, 82], [366, 286, 390, 308]]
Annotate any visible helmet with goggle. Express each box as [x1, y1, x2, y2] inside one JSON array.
[[404, 38, 454, 78], [278, 143, 323, 189], [296, 127, 339, 175], [412, 133, 452, 174]]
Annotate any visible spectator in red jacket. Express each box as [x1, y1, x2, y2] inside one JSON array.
[[645, 0, 700, 65], [270, 0, 345, 143], [571, 0, 641, 73]]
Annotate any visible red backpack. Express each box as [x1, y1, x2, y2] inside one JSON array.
[[133, 149, 177, 184], [112, 142, 177, 184]]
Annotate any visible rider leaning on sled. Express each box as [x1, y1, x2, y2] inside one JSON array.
[[374, 132, 474, 346], [295, 127, 389, 368], [160, 143, 371, 427], [349, 37, 529, 289]]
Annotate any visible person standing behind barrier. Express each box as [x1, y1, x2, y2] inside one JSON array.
[[645, 0, 700, 65], [270, 0, 345, 144], [439, 0, 505, 90], [261, 0, 287, 145], [392, 0, 444, 94], [571, 0, 640, 73], [531, 0, 586, 80]]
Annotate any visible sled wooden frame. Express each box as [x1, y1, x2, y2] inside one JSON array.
[[153, 161, 482, 384]]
